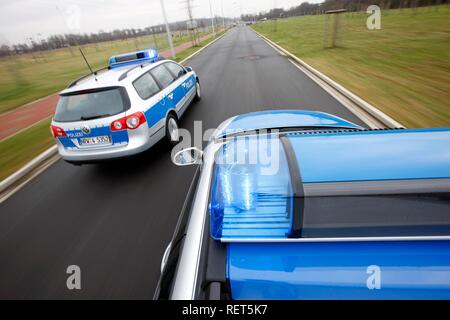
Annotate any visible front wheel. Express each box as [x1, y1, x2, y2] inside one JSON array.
[[165, 114, 180, 146], [194, 80, 201, 102]]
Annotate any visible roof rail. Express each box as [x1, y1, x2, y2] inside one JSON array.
[[118, 62, 152, 82], [67, 66, 110, 88]]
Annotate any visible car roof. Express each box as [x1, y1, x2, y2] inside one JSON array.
[[59, 59, 172, 95], [287, 127, 450, 182]]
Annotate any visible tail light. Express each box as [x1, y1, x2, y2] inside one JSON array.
[[51, 125, 67, 138], [111, 112, 146, 131]]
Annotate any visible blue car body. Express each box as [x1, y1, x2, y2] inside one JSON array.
[[159, 110, 450, 300], [213, 111, 450, 299]]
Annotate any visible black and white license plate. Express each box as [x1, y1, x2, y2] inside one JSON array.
[[80, 135, 111, 146]]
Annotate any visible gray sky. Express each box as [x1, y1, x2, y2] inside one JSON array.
[[0, 0, 313, 45]]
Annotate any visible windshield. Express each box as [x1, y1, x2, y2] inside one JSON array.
[[53, 87, 130, 122]]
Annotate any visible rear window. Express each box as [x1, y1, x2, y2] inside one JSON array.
[[151, 64, 175, 88], [54, 87, 130, 122]]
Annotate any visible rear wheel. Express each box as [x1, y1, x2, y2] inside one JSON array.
[[194, 80, 201, 102], [165, 114, 179, 146]]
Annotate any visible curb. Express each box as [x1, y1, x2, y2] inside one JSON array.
[[0, 145, 57, 195], [0, 29, 232, 199], [252, 29, 404, 129]]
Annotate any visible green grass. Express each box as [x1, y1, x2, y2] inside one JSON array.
[[0, 30, 212, 114], [253, 6, 450, 128], [0, 30, 227, 181], [0, 117, 54, 181]]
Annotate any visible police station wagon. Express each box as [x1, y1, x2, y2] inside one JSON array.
[[51, 49, 201, 164], [155, 110, 450, 300]]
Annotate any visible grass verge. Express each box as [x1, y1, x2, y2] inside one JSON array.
[[0, 117, 54, 181], [252, 6, 450, 128]]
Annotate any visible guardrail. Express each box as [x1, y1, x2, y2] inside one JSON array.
[[0, 145, 57, 196], [253, 29, 405, 129]]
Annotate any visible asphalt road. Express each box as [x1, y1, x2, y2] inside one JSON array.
[[0, 26, 365, 299]]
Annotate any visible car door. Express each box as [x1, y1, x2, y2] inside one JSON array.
[[154, 168, 200, 300], [132, 71, 163, 134], [163, 62, 192, 116], [150, 64, 177, 122]]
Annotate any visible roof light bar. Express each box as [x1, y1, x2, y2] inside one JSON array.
[[109, 48, 159, 69]]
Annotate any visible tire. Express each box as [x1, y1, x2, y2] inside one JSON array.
[[194, 80, 201, 102], [165, 114, 180, 146]]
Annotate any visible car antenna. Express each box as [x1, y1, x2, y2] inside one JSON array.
[[78, 48, 98, 82]]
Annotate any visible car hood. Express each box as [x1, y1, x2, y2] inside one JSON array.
[[212, 110, 362, 140]]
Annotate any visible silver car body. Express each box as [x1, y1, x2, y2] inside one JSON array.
[[51, 59, 198, 163]]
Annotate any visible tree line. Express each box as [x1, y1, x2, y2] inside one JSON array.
[[0, 17, 229, 57], [241, 0, 448, 21]]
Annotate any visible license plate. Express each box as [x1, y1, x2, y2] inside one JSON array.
[[80, 135, 111, 146]]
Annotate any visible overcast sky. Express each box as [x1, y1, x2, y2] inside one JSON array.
[[0, 0, 315, 45]]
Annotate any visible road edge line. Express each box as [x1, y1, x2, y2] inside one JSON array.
[[179, 28, 230, 64], [0, 28, 232, 202], [252, 28, 405, 129]]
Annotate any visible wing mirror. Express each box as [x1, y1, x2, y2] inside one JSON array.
[[172, 147, 203, 166], [185, 66, 193, 73]]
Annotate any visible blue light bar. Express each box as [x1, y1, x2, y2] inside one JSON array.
[[210, 136, 294, 240], [108, 48, 159, 69]]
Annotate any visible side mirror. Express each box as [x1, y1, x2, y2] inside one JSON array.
[[185, 66, 193, 73], [172, 147, 203, 166]]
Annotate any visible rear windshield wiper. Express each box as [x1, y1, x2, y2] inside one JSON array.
[[80, 114, 111, 121]]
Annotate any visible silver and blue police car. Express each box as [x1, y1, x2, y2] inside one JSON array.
[[155, 110, 450, 300], [50, 48, 200, 164]]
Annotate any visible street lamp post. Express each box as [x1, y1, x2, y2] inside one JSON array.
[[221, 0, 225, 29], [159, 0, 175, 59], [209, 0, 216, 35]]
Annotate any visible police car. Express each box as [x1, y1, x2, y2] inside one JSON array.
[[51, 48, 200, 164], [155, 110, 450, 300]]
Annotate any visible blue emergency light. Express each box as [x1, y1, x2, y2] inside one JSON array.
[[209, 136, 294, 240], [108, 48, 159, 69]]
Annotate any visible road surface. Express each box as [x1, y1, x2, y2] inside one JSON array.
[[0, 26, 365, 299]]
